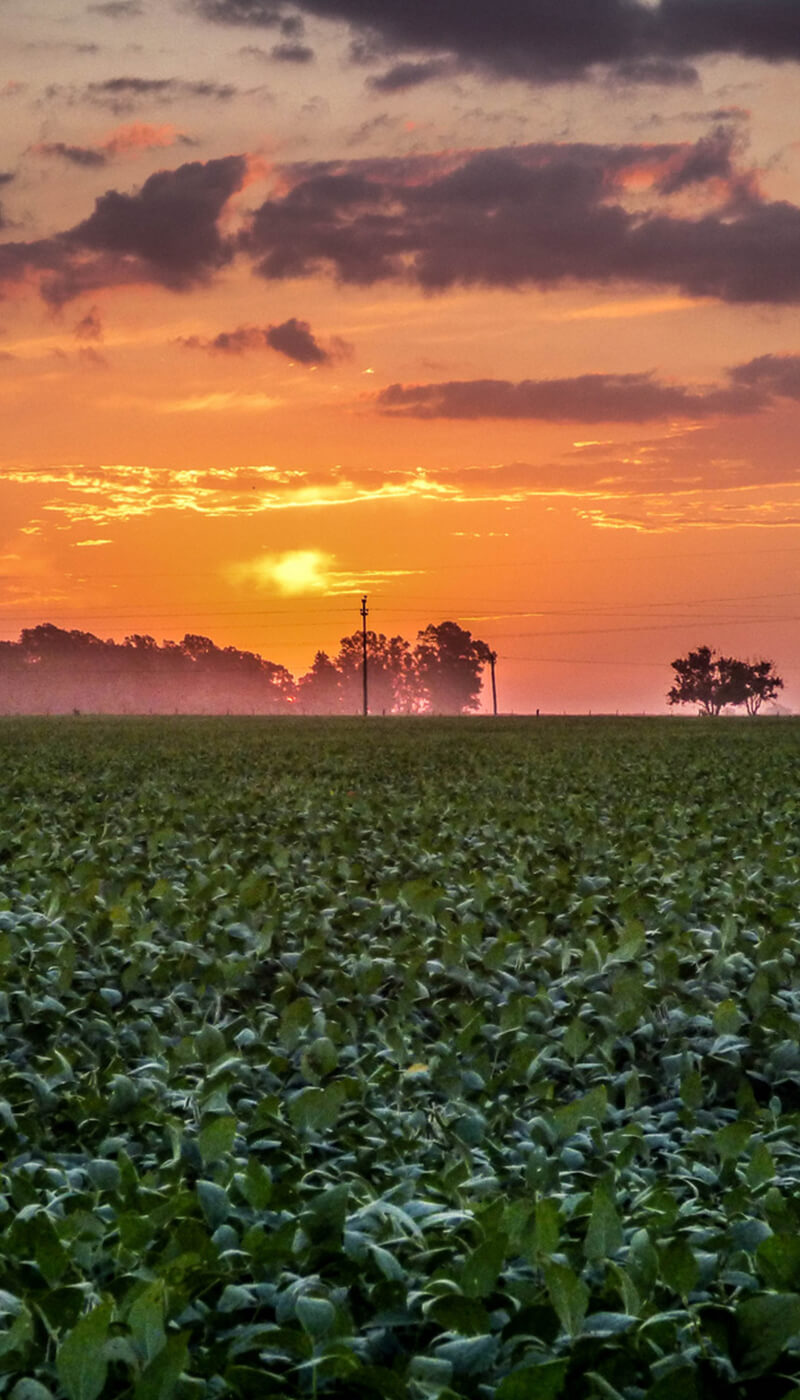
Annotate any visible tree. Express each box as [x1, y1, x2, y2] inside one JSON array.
[[298, 650, 342, 714], [727, 656, 784, 715], [413, 621, 491, 714], [668, 646, 784, 715], [333, 631, 417, 714]]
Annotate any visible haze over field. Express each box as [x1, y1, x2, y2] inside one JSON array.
[[1, 0, 799, 712]]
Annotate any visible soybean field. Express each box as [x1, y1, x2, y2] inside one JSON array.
[[1, 716, 800, 1399]]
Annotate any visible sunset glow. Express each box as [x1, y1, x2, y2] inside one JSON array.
[[2, 1, 800, 711]]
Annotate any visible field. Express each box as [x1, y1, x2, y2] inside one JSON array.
[[1, 715, 800, 1400]]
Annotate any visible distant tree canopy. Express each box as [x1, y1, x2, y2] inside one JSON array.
[[668, 646, 784, 716], [0, 619, 492, 715]]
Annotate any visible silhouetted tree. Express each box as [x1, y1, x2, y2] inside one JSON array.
[[413, 621, 491, 714], [724, 657, 784, 715], [334, 631, 417, 713], [298, 651, 342, 714], [668, 646, 784, 715]]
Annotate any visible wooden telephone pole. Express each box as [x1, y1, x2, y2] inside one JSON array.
[[360, 595, 369, 716], [489, 650, 498, 716]]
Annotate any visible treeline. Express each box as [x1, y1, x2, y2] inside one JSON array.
[[0, 621, 493, 715]]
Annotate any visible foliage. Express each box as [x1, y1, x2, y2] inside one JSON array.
[[0, 714, 800, 1398], [667, 646, 784, 715], [0, 621, 493, 716]]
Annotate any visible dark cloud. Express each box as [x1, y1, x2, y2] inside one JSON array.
[[655, 125, 739, 194], [271, 41, 314, 61], [345, 113, 397, 147], [611, 58, 698, 86], [194, 1, 303, 33], [34, 142, 108, 168], [377, 372, 765, 422], [367, 59, 454, 92], [0, 156, 247, 304], [88, 0, 144, 14], [265, 316, 328, 361], [242, 137, 800, 304], [179, 316, 348, 364], [74, 306, 103, 341], [729, 353, 800, 399], [190, 0, 800, 83], [85, 77, 238, 111]]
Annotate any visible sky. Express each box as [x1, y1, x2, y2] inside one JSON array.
[[1, 0, 799, 714]]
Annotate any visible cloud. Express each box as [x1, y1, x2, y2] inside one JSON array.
[[103, 122, 188, 155], [241, 136, 800, 304], [179, 316, 350, 364], [32, 123, 187, 169], [271, 42, 315, 62], [0, 155, 247, 303], [189, 0, 800, 84], [729, 353, 800, 399], [377, 353, 800, 424], [83, 77, 238, 112], [87, 1, 143, 14], [367, 59, 454, 93], [266, 316, 331, 362], [377, 371, 764, 422], [74, 306, 103, 341], [0, 462, 461, 526], [34, 142, 109, 168]]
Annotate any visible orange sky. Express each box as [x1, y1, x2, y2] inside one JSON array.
[[1, 1, 799, 712]]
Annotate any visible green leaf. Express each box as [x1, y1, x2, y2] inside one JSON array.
[[746, 1141, 775, 1189], [133, 1332, 189, 1400], [196, 1179, 230, 1229], [426, 1295, 491, 1336], [461, 1233, 507, 1299], [552, 1085, 607, 1139], [279, 997, 313, 1050], [296, 1295, 335, 1339], [659, 1239, 699, 1300], [87, 1159, 121, 1192], [713, 999, 745, 1034], [197, 1114, 236, 1164], [129, 1281, 166, 1365], [29, 1213, 68, 1287], [679, 1070, 703, 1111], [57, 1300, 113, 1400], [9, 1382, 56, 1400], [408, 1357, 453, 1388], [644, 1369, 698, 1400], [534, 1198, 561, 1258], [627, 1230, 658, 1297], [756, 1234, 800, 1290], [301, 1036, 339, 1079], [288, 1082, 346, 1132], [497, 1358, 567, 1400], [735, 1292, 800, 1375], [584, 1182, 623, 1262], [434, 1335, 498, 1376], [544, 1263, 589, 1336], [714, 1120, 752, 1163], [236, 1157, 272, 1210]]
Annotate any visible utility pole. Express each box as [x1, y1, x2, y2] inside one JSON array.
[[489, 650, 498, 716], [360, 595, 369, 716]]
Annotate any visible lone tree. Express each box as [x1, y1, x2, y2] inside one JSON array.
[[668, 646, 783, 715], [725, 656, 785, 715]]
